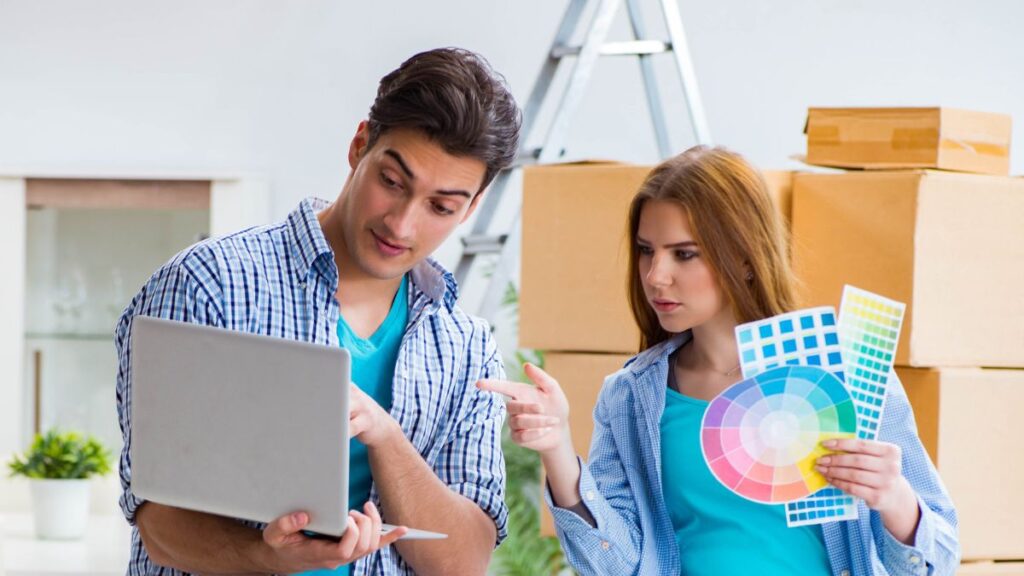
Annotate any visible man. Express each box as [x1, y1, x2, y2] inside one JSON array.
[[115, 47, 521, 575]]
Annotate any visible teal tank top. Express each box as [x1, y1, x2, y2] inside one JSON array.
[[660, 373, 833, 575], [301, 276, 408, 576]]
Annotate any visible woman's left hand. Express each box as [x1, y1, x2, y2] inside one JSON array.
[[816, 438, 921, 544]]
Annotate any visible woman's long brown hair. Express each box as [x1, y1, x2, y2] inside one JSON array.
[[627, 146, 797, 352]]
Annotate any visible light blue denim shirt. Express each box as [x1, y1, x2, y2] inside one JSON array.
[[546, 332, 960, 576]]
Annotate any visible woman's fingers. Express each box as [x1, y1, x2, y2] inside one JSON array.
[[510, 414, 560, 431], [512, 427, 553, 444], [476, 378, 532, 400], [817, 464, 883, 488], [506, 401, 544, 416], [817, 452, 887, 473], [822, 438, 895, 458], [524, 363, 560, 393]]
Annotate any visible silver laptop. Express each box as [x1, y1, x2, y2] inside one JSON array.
[[130, 315, 444, 540]]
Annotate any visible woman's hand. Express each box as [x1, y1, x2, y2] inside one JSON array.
[[477, 363, 571, 455], [478, 363, 586, 510], [816, 438, 921, 544]]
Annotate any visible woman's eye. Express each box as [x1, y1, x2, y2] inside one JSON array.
[[675, 250, 698, 261], [637, 245, 653, 256]]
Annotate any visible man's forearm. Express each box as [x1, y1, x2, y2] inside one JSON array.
[[135, 502, 271, 574], [368, 426, 497, 576]]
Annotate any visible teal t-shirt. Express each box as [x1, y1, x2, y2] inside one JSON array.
[[660, 382, 833, 575], [301, 276, 408, 576]]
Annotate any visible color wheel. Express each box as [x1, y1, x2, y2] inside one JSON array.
[[700, 365, 857, 503]]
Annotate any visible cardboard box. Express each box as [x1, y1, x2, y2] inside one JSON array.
[[805, 107, 1011, 176], [899, 367, 1024, 560], [538, 352, 632, 537], [792, 171, 1024, 367], [959, 563, 1024, 575], [519, 162, 793, 353]]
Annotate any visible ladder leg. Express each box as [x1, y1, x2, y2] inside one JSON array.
[[453, 169, 511, 285], [625, 0, 673, 159], [454, 0, 590, 288], [477, 209, 521, 325], [519, 0, 590, 147], [660, 0, 713, 145], [539, 0, 625, 163]]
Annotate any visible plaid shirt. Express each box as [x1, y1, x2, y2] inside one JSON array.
[[115, 197, 507, 575], [546, 333, 960, 576]]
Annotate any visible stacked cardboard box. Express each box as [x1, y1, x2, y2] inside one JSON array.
[[518, 162, 794, 536], [958, 563, 1024, 576], [795, 107, 1022, 564], [520, 163, 793, 354]]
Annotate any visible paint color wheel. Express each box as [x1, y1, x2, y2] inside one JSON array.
[[700, 365, 857, 503]]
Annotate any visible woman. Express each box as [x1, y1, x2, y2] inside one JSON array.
[[479, 146, 959, 575]]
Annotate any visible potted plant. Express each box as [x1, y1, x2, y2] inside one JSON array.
[[6, 428, 112, 539]]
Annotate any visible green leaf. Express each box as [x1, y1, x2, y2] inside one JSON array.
[[6, 428, 112, 479]]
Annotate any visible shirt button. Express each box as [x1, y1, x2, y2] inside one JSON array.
[[909, 556, 921, 564], [585, 490, 595, 501], [840, 571, 850, 576], [600, 541, 610, 551]]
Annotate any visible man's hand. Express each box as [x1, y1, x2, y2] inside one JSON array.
[[349, 384, 403, 448], [259, 501, 407, 572]]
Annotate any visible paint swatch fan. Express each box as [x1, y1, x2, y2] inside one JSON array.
[[700, 365, 857, 503], [698, 286, 906, 526]]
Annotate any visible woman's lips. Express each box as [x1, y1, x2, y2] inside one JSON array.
[[652, 299, 680, 313]]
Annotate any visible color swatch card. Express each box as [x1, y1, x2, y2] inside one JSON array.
[[700, 365, 858, 503], [736, 307, 845, 382], [837, 285, 906, 440], [734, 307, 860, 526]]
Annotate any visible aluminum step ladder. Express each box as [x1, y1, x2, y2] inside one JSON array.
[[456, 0, 712, 323]]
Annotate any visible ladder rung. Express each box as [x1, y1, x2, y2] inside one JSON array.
[[513, 147, 543, 167], [461, 234, 508, 255], [552, 40, 671, 59], [513, 146, 567, 167]]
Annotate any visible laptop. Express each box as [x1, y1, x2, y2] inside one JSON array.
[[129, 315, 445, 540]]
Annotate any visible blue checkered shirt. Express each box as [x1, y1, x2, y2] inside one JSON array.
[[545, 333, 960, 576], [115, 197, 508, 575]]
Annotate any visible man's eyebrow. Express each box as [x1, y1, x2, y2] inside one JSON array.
[[436, 189, 472, 199], [384, 149, 472, 199], [384, 149, 414, 179]]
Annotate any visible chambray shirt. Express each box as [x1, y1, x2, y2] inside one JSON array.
[[546, 333, 960, 576], [115, 198, 508, 575]]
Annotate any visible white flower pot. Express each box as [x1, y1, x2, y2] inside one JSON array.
[[29, 478, 90, 540]]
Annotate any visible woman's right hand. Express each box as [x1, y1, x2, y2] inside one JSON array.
[[477, 363, 571, 455]]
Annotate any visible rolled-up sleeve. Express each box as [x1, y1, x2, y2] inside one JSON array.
[[544, 378, 642, 575], [435, 329, 508, 545], [874, 374, 960, 576], [115, 249, 224, 525]]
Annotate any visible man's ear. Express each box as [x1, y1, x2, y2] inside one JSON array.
[[348, 121, 371, 170]]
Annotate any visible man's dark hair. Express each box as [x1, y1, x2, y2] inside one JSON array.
[[366, 47, 522, 193]]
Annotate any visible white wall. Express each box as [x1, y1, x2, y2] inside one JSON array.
[[3, 0, 1021, 215], [0, 0, 1021, 458], [0, 0, 1020, 520]]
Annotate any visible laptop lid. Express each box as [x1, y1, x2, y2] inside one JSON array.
[[129, 315, 350, 537]]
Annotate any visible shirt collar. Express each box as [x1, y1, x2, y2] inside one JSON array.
[[626, 331, 692, 376], [286, 197, 335, 282]]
